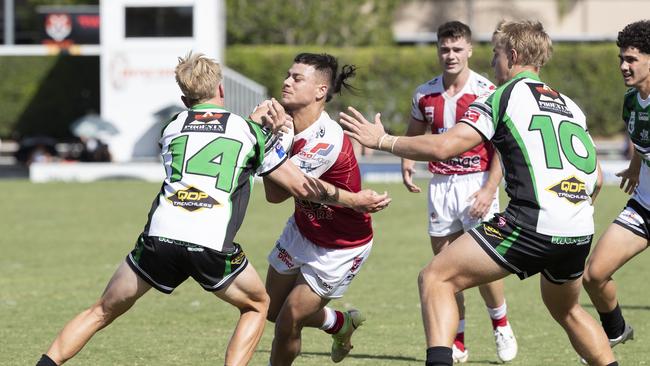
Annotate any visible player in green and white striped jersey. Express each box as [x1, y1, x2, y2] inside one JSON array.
[[340, 20, 617, 366], [583, 20, 650, 357], [35, 52, 390, 366]]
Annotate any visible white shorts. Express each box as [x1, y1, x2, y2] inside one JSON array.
[[427, 172, 500, 237], [268, 216, 373, 299]]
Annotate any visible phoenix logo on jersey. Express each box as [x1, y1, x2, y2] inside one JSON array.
[[182, 111, 230, 133], [528, 83, 573, 118], [546, 176, 589, 204], [167, 186, 220, 211]]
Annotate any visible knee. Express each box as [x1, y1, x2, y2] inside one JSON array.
[[247, 291, 270, 317], [582, 265, 607, 292], [273, 310, 302, 337], [88, 300, 118, 327], [418, 265, 444, 292]]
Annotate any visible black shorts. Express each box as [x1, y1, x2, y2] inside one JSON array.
[[468, 214, 592, 284], [613, 198, 650, 240], [126, 234, 248, 294]]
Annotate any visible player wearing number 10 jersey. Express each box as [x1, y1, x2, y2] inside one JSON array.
[[339, 20, 617, 366]]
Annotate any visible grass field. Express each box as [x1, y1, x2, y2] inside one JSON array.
[[2, 180, 648, 365]]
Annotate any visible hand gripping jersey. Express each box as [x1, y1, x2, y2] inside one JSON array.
[[411, 70, 496, 175], [289, 111, 373, 249], [623, 88, 650, 210], [460, 71, 598, 236], [143, 103, 287, 252]]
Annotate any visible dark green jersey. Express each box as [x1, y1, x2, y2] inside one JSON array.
[[623, 88, 650, 209]]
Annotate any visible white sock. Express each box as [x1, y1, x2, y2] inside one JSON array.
[[320, 306, 337, 330], [457, 319, 466, 333], [487, 301, 507, 320]]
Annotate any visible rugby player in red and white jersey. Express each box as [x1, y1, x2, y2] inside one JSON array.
[[401, 21, 517, 363], [260, 53, 374, 366]]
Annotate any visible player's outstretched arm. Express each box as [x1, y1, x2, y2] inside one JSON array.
[[339, 106, 483, 161], [266, 160, 391, 213]]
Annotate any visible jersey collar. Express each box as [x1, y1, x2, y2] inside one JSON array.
[[513, 70, 540, 82], [191, 103, 225, 110]]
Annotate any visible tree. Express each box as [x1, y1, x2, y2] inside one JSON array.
[[226, 0, 397, 46]]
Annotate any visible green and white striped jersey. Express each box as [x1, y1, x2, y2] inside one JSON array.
[[460, 71, 598, 236], [623, 88, 650, 210], [143, 103, 284, 252]]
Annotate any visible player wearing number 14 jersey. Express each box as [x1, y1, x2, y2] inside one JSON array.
[[339, 20, 617, 366], [35, 52, 390, 366]]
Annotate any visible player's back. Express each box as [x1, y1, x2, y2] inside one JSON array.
[[145, 104, 266, 252], [469, 71, 598, 236]]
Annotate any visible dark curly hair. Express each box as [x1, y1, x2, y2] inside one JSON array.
[[617, 20, 650, 54], [293, 53, 357, 102]]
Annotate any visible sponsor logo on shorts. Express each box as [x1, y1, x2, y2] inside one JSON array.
[[275, 242, 294, 269], [167, 187, 220, 212], [619, 208, 643, 226], [316, 275, 333, 291], [350, 256, 363, 273], [483, 225, 503, 240], [182, 111, 229, 133], [231, 250, 245, 265], [550, 235, 591, 245], [546, 176, 589, 204], [497, 216, 507, 227]]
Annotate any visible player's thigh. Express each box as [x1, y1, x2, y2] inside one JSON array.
[[215, 263, 268, 312], [586, 223, 648, 282], [100, 261, 151, 314], [430, 230, 463, 255], [422, 232, 510, 292], [265, 265, 299, 321], [539, 275, 581, 319]]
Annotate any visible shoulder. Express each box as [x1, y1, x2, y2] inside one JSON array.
[[469, 71, 496, 94], [414, 75, 443, 96]]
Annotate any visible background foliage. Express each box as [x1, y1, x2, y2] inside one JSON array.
[[0, 44, 627, 140], [227, 43, 627, 136]]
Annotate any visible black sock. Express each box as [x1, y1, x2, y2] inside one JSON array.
[[425, 346, 453, 366], [598, 303, 625, 339], [606, 362, 619, 366], [36, 354, 57, 366]]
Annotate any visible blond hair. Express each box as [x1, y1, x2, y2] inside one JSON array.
[[492, 20, 552, 68], [175, 51, 222, 105]]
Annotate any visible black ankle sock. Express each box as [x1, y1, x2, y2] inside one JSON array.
[[425, 346, 453, 366], [606, 362, 619, 366], [598, 303, 625, 339], [36, 354, 57, 366]]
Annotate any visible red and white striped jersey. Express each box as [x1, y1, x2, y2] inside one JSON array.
[[411, 70, 496, 175], [289, 111, 373, 249]]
